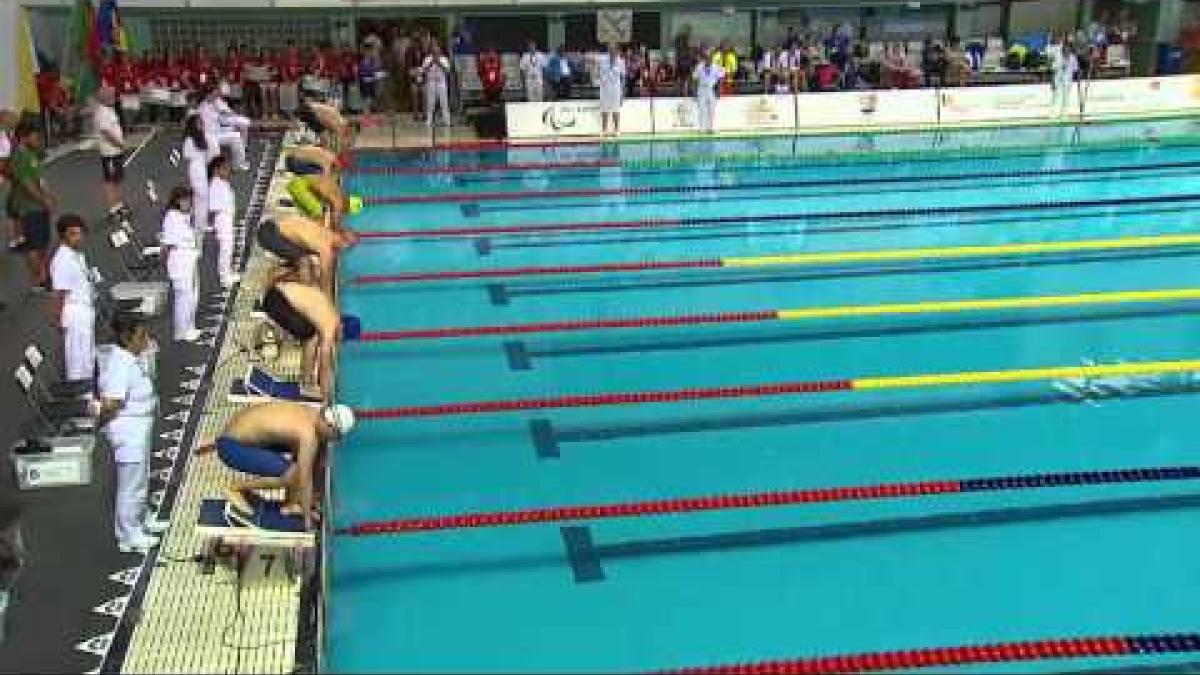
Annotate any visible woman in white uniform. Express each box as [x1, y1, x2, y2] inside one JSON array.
[[598, 43, 626, 136], [1047, 33, 1079, 115], [181, 115, 210, 234], [421, 43, 452, 129], [49, 215, 96, 382], [693, 52, 725, 134], [198, 85, 249, 172], [208, 156, 239, 289], [95, 314, 167, 554], [160, 186, 200, 342]]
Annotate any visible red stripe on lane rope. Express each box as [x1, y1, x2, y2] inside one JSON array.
[[663, 637, 1139, 674], [367, 186, 627, 205], [352, 258, 721, 284], [356, 218, 680, 239], [355, 378, 853, 419], [350, 159, 620, 175], [358, 310, 781, 341], [336, 480, 960, 535]]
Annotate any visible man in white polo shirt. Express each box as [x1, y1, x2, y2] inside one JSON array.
[[92, 87, 131, 228], [49, 214, 97, 383]]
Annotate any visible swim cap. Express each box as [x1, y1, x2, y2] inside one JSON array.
[[348, 195, 363, 215], [322, 404, 356, 437]]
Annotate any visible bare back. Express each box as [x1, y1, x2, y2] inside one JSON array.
[[224, 401, 320, 450]]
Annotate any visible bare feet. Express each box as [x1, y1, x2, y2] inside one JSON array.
[[224, 487, 254, 518]]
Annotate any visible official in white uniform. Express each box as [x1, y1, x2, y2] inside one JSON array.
[[208, 156, 239, 288], [49, 215, 96, 382], [160, 187, 201, 341], [96, 314, 167, 554], [1048, 34, 1079, 114], [181, 115, 211, 233], [519, 42, 547, 102], [598, 44, 626, 136], [421, 43, 452, 128], [198, 85, 249, 171], [693, 56, 725, 134]]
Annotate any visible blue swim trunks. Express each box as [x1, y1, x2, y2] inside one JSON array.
[[216, 437, 291, 478]]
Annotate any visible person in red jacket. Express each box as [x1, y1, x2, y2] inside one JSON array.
[[224, 43, 246, 108], [114, 49, 142, 127], [194, 46, 216, 88], [338, 47, 359, 113], [477, 46, 504, 104], [279, 41, 302, 118]]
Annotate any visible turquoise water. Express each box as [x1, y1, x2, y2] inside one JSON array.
[[328, 119, 1200, 673]]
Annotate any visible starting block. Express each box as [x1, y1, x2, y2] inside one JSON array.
[[228, 366, 322, 406], [196, 494, 315, 583]]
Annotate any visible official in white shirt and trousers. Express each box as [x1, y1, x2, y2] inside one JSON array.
[[208, 156, 239, 289], [422, 44, 452, 128], [519, 43, 547, 102], [694, 57, 725, 134], [92, 88, 132, 227], [96, 314, 167, 554], [1048, 35, 1079, 115], [598, 44, 626, 136], [49, 215, 96, 383], [160, 186, 201, 342], [198, 85, 249, 172], [181, 115, 211, 233]]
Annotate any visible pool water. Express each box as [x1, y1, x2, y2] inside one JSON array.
[[327, 119, 1200, 672]]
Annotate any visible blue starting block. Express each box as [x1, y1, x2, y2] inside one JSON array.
[[228, 366, 322, 406]]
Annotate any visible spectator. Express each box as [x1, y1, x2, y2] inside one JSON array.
[[92, 86, 131, 229], [420, 42, 452, 128], [207, 155, 239, 288], [943, 38, 971, 87], [598, 43, 626, 135], [783, 26, 800, 50], [627, 44, 648, 98], [160, 186, 200, 342], [761, 45, 788, 93], [675, 25, 694, 95], [359, 41, 384, 115], [1182, 18, 1200, 73], [8, 120, 54, 289], [49, 214, 95, 382], [714, 41, 738, 95], [279, 40, 303, 118], [694, 49, 724, 134], [224, 43, 246, 110], [478, 45, 505, 105], [547, 46, 572, 100], [921, 37, 946, 87], [95, 312, 168, 554], [339, 45, 361, 113], [0, 109, 18, 250], [519, 40, 548, 102]]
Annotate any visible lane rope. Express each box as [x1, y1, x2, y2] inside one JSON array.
[[353, 357, 1200, 419], [349, 287, 1200, 342], [334, 466, 1200, 535], [361, 159, 1200, 205], [348, 134, 1200, 176], [353, 192, 1200, 240], [349, 159, 620, 175], [351, 233, 1200, 285], [658, 634, 1200, 674]]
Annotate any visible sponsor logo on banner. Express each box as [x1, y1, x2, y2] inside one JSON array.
[[860, 93, 878, 115], [745, 96, 781, 126], [541, 105, 579, 131]]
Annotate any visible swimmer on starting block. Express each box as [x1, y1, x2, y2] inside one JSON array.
[[261, 270, 342, 399], [285, 145, 342, 177], [297, 96, 353, 150], [287, 173, 358, 242], [258, 212, 353, 296], [199, 401, 355, 530]]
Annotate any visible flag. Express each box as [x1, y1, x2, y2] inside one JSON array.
[[17, 8, 40, 113], [67, 0, 100, 102]]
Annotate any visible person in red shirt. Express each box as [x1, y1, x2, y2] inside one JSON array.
[[224, 43, 246, 109], [169, 52, 192, 122], [113, 49, 142, 127], [338, 47, 360, 113], [279, 41, 302, 117], [477, 46, 504, 105], [194, 46, 215, 88]]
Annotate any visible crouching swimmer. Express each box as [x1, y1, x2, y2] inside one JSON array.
[[200, 401, 355, 530]]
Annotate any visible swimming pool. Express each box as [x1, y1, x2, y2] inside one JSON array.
[[328, 119, 1200, 672]]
